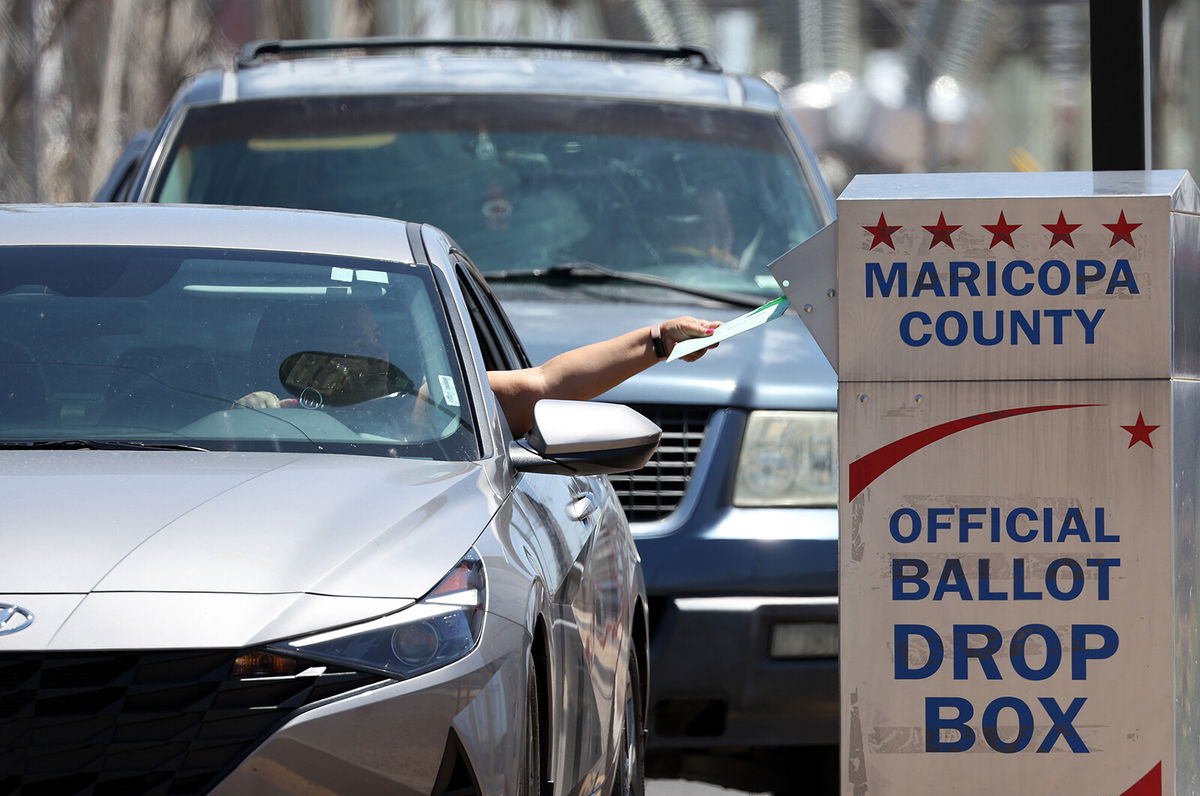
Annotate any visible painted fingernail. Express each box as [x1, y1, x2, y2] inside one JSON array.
[[705, 329, 714, 335]]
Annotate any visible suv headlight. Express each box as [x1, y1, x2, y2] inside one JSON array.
[[733, 410, 837, 507], [269, 550, 485, 679]]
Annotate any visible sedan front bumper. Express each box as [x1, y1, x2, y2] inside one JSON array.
[[214, 613, 528, 796]]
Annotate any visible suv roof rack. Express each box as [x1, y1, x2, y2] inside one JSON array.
[[237, 37, 722, 72]]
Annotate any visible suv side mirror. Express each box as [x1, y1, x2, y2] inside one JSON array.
[[508, 399, 661, 476]]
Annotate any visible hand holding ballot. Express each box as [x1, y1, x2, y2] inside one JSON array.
[[666, 296, 792, 362], [486, 314, 723, 435]]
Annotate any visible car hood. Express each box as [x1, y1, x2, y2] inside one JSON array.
[[0, 450, 493, 599], [502, 297, 837, 409]]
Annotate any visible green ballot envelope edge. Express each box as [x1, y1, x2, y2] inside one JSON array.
[[667, 296, 791, 362]]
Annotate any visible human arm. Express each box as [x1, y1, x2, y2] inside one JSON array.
[[488, 316, 720, 437], [232, 390, 296, 409]]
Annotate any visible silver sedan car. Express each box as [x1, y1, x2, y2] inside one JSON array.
[[0, 204, 654, 795]]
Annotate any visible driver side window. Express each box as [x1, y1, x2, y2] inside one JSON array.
[[455, 260, 528, 373]]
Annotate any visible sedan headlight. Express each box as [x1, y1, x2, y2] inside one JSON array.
[[733, 410, 837, 507], [269, 550, 486, 679]]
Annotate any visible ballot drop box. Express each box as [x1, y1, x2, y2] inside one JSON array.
[[777, 171, 1200, 795]]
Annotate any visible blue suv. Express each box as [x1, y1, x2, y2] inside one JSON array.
[[99, 38, 840, 792]]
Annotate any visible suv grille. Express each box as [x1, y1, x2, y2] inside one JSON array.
[[608, 405, 712, 523], [0, 650, 384, 795]]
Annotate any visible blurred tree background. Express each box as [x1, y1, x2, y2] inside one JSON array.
[[2, 0, 1197, 203]]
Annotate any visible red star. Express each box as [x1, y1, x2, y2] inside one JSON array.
[[1103, 210, 1141, 247], [1121, 412, 1160, 448], [1043, 211, 1082, 248], [923, 212, 961, 249], [863, 213, 902, 250], [981, 212, 1021, 248]]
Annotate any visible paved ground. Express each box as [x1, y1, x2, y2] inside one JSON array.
[[647, 780, 766, 795]]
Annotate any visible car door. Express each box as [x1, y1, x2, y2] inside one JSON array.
[[454, 257, 614, 789]]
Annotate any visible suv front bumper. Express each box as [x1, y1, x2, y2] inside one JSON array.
[[646, 589, 838, 748], [631, 405, 840, 751]]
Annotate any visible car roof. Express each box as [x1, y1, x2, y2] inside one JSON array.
[[177, 39, 788, 113], [0, 204, 420, 265]]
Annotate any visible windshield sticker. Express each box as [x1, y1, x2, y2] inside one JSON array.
[[438, 375, 461, 407], [330, 267, 354, 282], [355, 269, 388, 283]]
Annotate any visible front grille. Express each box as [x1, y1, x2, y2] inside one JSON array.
[[608, 405, 712, 523], [0, 649, 384, 795]]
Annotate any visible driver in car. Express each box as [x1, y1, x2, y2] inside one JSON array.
[[236, 304, 720, 437]]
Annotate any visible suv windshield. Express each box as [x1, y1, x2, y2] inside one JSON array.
[[0, 246, 477, 459], [153, 95, 824, 296]]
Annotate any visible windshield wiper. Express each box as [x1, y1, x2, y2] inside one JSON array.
[[0, 439, 210, 452], [484, 262, 766, 309]]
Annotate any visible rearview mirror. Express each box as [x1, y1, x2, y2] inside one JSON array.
[[509, 399, 661, 475], [279, 351, 413, 408]]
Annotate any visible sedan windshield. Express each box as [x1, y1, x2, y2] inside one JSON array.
[[0, 246, 477, 459], [152, 95, 824, 296]]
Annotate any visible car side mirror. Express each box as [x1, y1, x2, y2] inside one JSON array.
[[508, 399, 661, 476]]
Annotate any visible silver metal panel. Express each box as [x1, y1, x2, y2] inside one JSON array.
[[97, 455, 493, 599], [769, 220, 839, 370], [0, 450, 287, 593], [1171, 210, 1200, 379], [0, 450, 491, 600], [839, 379, 1173, 794], [0, 204, 415, 264], [840, 169, 1197, 209], [1172, 379, 1200, 796]]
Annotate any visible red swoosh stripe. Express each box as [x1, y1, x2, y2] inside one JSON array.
[[1119, 762, 1161, 796], [847, 404, 1099, 502]]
